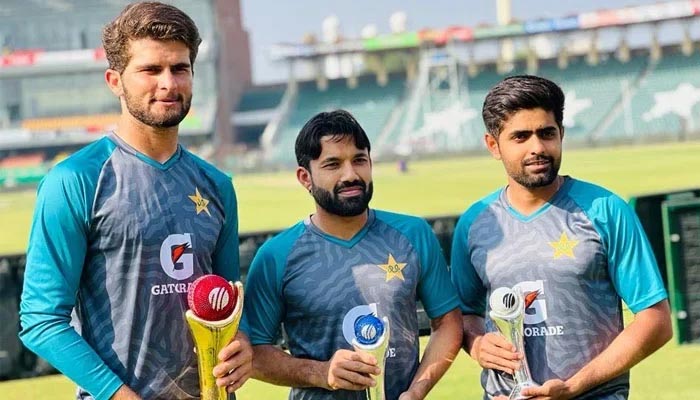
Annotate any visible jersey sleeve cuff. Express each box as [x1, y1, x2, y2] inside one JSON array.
[[626, 289, 668, 314], [250, 337, 275, 346], [92, 374, 124, 400], [424, 295, 461, 319], [459, 303, 485, 316]]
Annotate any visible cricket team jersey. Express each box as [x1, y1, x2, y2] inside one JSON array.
[[450, 177, 667, 400], [19, 133, 240, 400], [244, 209, 460, 400]]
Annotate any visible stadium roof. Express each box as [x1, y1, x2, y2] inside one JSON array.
[[0, 0, 133, 18]]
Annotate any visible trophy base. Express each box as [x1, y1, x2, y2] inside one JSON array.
[[508, 381, 537, 400], [185, 281, 244, 400]]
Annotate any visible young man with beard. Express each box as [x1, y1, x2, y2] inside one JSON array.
[[243, 110, 462, 400], [450, 75, 672, 400], [19, 3, 251, 399]]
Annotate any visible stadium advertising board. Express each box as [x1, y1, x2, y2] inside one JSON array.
[[269, 43, 316, 60], [418, 26, 473, 45], [0, 49, 106, 69], [362, 33, 420, 51], [270, 0, 700, 60], [524, 16, 580, 34], [473, 23, 525, 40], [579, 0, 695, 29]]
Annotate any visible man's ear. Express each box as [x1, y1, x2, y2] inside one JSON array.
[[296, 166, 312, 192], [484, 133, 501, 160], [105, 68, 123, 97]]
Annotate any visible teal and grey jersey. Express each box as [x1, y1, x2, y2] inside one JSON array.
[[450, 177, 667, 400], [19, 133, 240, 400], [244, 209, 460, 400]]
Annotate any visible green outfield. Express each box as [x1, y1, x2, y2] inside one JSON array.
[[1, 334, 700, 400], [1, 140, 700, 399], [3, 140, 700, 255]]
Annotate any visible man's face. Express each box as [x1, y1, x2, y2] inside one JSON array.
[[304, 136, 373, 217], [485, 108, 563, 189], [113, 38, 193, 128]]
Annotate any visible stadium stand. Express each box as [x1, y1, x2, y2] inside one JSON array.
[[0, 153, 47, 187], [0, 0, 225, 171], [237, 87, 286, 112], [600, 50, 700, 141], [265, 74, 408, 166], [380, 52, 664, 157]]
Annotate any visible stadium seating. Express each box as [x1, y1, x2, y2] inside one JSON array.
[[267, 75, 408, 166], [237, 87, 285, 112], [0, 153, 43, 168], [0, 153, 47, 187], [381, 54, 653, 155], [21, 114, 119, 133], [537, 55, 648, 142], [601, 50, 700, 140]]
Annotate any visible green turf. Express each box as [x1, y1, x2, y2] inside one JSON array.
[[1, 337, 699, 399], [1, 141, 700, 398], [3, 140, 700, 255]]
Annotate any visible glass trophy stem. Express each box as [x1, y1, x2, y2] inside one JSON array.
[[489, 286, 539, 400], [352, 317, 390, 400]]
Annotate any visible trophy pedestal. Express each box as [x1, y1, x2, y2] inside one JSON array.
[[185, 281, 244, 400], [352, 316, 390, 400], [509, 380, 537, 400], [489, 286, 539, 400]]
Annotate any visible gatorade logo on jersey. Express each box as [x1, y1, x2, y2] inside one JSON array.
[[514, 280, 565, 337], [159, 233, 195, 280]]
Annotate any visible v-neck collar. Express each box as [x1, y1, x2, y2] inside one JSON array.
[[501, 177, 571, 222], [305, 209, 376, 248], [108, 132, 182, 170]]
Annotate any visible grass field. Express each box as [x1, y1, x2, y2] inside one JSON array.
[[2, 140, 700, 255], [1, 140, 700, 398], [1, 334, 699, 399]]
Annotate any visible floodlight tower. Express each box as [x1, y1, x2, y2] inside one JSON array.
[[497, 0, 514, 71]]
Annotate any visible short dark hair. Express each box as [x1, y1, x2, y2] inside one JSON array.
[[482, 75, 565, 138], [102, 1, 202, 73], [295, 110, 371, 170]]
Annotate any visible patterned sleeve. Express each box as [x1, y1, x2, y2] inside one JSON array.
[[19, 166, 123, 400]]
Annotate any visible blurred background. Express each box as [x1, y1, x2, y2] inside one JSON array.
[[0, 1, 699, 398]]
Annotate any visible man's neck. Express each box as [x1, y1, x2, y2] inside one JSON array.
[[115, 115, 179, 163], [505, 176, 564, 216], [310, 208, 369, 241]]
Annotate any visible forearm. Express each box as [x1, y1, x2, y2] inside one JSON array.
[[19, 314, 123, 400], [405, 309, 462, 399], [110, 385, 141, 400], [252, 344, 329, 389], [461, 314, 486, 359], [565, 301, 672, 397]]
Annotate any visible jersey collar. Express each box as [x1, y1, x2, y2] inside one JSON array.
[[501, 176, 572, 222], [108, 131, 182, 170], [304, 209, 376, 248]]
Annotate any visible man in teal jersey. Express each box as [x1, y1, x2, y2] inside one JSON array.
[[19, 2, 251, 399], [451, 75, 672, 399], [244, 110, 462, 400]]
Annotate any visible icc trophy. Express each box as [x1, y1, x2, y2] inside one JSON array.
[[489, 286, 538, 400], [352, 314, 391, 400]]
